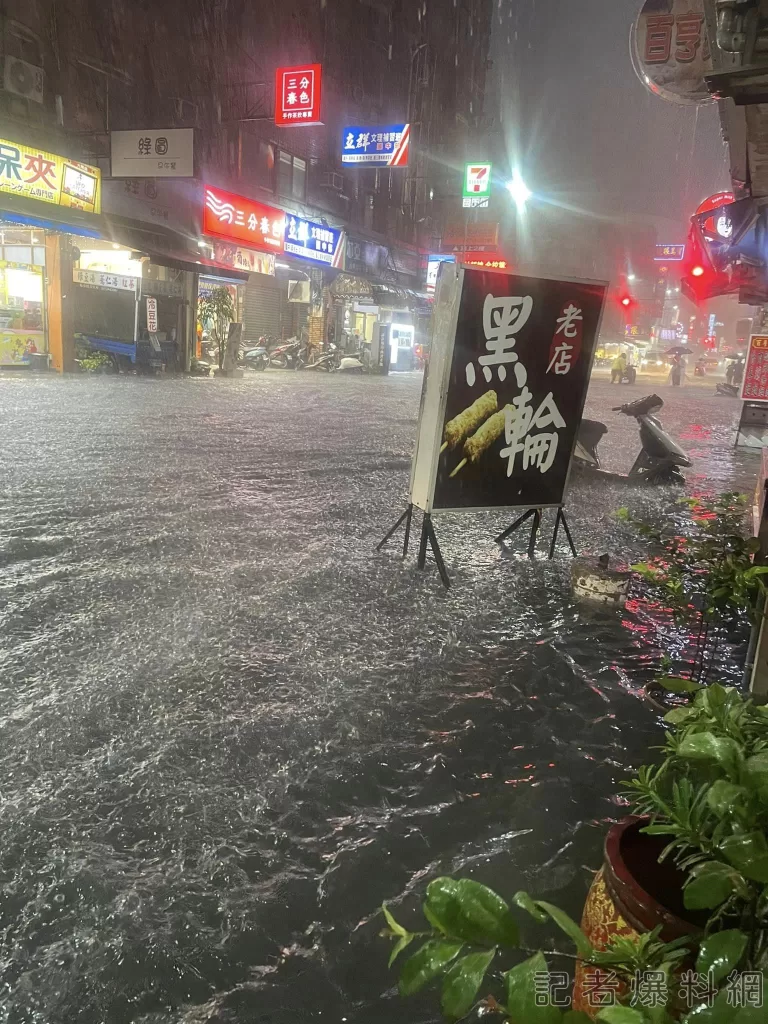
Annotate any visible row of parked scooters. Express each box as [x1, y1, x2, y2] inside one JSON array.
[[196, 335, 367, 374]]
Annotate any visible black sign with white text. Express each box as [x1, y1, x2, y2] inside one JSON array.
[[433, 270, 607, 510]]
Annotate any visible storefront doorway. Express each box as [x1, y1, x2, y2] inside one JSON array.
[[0, 226, 47, 368]]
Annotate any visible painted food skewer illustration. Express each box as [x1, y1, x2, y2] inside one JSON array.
[[440, 390, 497, 453], [449, 404, 514, 477]]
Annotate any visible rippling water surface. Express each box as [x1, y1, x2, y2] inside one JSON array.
[[0, 373, 754, 1023]]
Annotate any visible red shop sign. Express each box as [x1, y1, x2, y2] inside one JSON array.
[[275, 63, 323, 127], [204, 185, 285, 253], [743, 334, 768, 403]]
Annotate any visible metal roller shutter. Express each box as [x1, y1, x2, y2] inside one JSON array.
[[243, 276, 283, 342]]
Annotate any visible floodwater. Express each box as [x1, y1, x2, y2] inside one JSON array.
[[0, 372, 756, 1024]]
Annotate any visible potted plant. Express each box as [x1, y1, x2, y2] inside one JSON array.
[[197, 287, 235, 371], [380, 684, 768, 1021]]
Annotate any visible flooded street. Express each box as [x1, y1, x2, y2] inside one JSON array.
[[0, 372, 758, 1024]]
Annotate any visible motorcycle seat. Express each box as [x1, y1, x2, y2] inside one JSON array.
[[579, 419, 608, 447]]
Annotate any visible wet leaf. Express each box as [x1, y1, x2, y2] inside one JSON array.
[[678, 732, 740, 773], [707, 780, 746, 815], [684, 862, 737, 910], [530, 900, 592, 959], [504, 952, 562, 1024], [440, 949, 495, 1019], [425, 877, 519, 946], [399, 939, 463, 996], [381, 903, 408, 937], [720, 832, 768, 883], [664, 707, 698, 726], [657, 676, 701, 694], [512, 890, 548, 924], [695, 929, 748, 984], [564, 1014, 594, 1024], [744, 751, 768, 791], [596, 1008, 645, 1024]]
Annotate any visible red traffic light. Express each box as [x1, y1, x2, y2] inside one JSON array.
[[691, 265, 705, 277], [620, 295, 632, 307]]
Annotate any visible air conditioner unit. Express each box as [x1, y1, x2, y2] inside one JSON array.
[[4, 57, 44, 103], [321, 171, 344, 192]]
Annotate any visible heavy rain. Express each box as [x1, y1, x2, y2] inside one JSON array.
[[1, 2, 767, 1024]]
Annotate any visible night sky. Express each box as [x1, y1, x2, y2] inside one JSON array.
[[491, 0, 731, 234]]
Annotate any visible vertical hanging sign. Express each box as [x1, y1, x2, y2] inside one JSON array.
[[275, 64, 323, 126], [146, 296, 158, 334]]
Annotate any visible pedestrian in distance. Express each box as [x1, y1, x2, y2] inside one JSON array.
[[670, 355, 682, 387], [610, 351, 626, 384], [733, 358, 745, 388]]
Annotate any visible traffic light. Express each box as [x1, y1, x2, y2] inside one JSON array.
[[621, 295, 632, 307], [691, 265, 705, 278]]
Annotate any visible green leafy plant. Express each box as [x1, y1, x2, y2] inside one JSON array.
[[197, 287, 235, 369], [381, 687, 768, 1022]]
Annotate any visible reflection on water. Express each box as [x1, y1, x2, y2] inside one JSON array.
[[0, 374, 753, 1023]]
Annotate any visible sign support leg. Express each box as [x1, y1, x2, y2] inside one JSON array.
[[495, 507, 542, 559], [549, 508, 577, 559], [417, 514, 430, 570], [376, 503, 413, 555], [494, 507, 536, 545], [425, 515, 451, 588]]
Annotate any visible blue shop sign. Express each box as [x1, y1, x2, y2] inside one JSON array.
[[341, 124, 410, 167], [284, 215, 344, 267]]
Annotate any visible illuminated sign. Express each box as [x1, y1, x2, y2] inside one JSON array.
[[284, 215, 343, 267], [464, 257, 509, 270], [275, 64, 322, 126], [654, 244, 685, 261], [426, 254, 456, 294], [463, 163, 491, 209], [0, 136, 101, 214], [203, 185, 285, 253], [341, 125, 410, 167]]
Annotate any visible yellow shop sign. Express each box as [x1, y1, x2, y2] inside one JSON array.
[[0, 137, 101, 214]]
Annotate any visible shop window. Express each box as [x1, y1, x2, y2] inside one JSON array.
[[277, 152, 306, 201]]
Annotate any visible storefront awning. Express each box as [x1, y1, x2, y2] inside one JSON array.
[[0, 192, 105, 238]]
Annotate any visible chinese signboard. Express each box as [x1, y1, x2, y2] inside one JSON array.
[[73, 269, 137, 292], [284, 215, 344, 267], [465, 258, 509, 270], [341, 125, 410, 167], [442, 220, 499, 253], [625, 324, 650, 340], [275, 64, 322, 126], [146, 297, 158, 334], [630, 0, 712, 105], [743, 335, 768, 402], [0, 136, 101, 214], [211, 241, 275, 276], [655, 243, 685, 261], [345, 235, 388, 277], [409, 266, 607, 513], [463, 163, 492, 209], [203, 186, 285, 253], [110, 129, 194, 177]]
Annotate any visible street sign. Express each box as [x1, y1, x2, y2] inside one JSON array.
[[630, 0, 713, 105], [341, 125, 410, 167], [655, 244, 685, 261], [284, 215, 344, 267], [275, 64, 322, 126], [111, 129, 194, 177], [743, 335, 768, 402], [203, 185, 285, 253], [409, 266, 607, 513], [696, 192, 735, 216], [463, 163, 491, 208], [146, 296, 158, 334]]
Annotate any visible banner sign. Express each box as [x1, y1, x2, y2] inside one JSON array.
[[465, 257, 510, 270], [211, 241, 275, 276], [284, 215, 344, 267], [145, 296, 157, 331], [275, 64, 322, 126], [0, 136, 101, 213], [73, 268, 137, 292], [409, 266, 607, 512], [630, 0, 712, 105], [743, 335, 768, 402], [426, 254, 456, 294], [342, 125, 410, 167], [203, 185, 285, 253], [655, 243, 685, 261], [111, 129, 194, 177], [463, 163, 492, 209]]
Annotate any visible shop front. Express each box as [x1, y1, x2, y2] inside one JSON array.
[[0, 132, 103, 372]]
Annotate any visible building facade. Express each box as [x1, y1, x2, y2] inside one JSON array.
[[0, 0, 494, 372]]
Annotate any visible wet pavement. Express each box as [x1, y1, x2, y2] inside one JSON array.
[[0, 371, 759, 1024]]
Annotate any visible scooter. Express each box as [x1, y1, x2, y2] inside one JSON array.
[[716, 381, 740, 397], [269, 337, 303, 369], [573, 394, 691, 485], [334, 351, 366, 373], [302, 343, 339, 372], [241, 345, 269, 371]]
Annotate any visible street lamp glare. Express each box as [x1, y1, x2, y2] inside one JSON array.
[[506, 172, 531, 208]]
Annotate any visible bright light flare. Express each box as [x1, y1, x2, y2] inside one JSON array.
[[691, 265, 705, 277], [506, 172, 531, 209]]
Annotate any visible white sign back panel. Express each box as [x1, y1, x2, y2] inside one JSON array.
[[111, 129, 194, 177]]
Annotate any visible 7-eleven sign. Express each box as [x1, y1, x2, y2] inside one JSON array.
[[463, 162, 492, 208]]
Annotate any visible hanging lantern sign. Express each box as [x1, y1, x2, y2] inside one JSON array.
[[630, 0, 713, 105]]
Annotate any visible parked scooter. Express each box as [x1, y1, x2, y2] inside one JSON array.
[[715, 381, 740, 397], [302, 342, 339, 372], [334, 351, 366, 373], [241, 344, 269, 371], [269, 337, 303, 369], [573, 394, 691, 485]]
